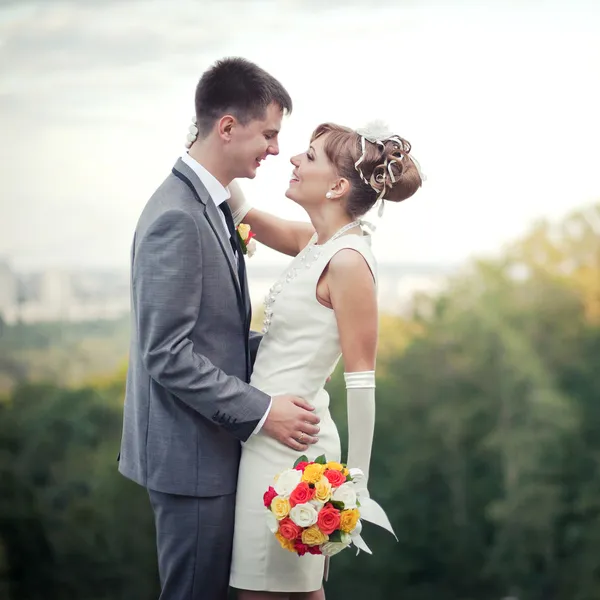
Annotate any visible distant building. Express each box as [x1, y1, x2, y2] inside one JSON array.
[[0, 260, 454, 324]]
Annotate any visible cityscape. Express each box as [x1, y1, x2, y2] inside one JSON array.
[[0, 258, 454, 325]]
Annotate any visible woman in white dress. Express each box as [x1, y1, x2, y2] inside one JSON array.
[[227, 122, 424, 599]]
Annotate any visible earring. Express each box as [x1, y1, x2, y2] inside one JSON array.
[[325, 192, 333, 199]]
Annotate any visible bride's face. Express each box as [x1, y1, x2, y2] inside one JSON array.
[[286, 134, 338, 207]]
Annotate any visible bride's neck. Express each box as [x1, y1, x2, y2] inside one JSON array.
[[307, 206, 357, 245]]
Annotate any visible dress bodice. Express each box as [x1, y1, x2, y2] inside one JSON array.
[[250, 231, 377, 412]]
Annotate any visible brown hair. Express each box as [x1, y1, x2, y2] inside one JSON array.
[[195, 57, 292, 137], [310, 123, 422, 218]]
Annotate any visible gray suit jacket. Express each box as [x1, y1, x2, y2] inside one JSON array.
[[118, 158, 270, 497]]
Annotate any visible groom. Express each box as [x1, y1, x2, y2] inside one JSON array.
[[118, 58, 320, 600]]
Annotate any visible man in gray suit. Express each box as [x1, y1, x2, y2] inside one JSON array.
[[118, 57, 320, 600]]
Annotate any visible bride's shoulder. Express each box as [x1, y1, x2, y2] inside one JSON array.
[[327, 241, 376, 287]]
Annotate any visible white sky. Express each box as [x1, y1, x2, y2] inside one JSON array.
[[0, 0, 599, 270]]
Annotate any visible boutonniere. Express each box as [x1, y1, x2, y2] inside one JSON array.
[[237, 223, 257, 257]]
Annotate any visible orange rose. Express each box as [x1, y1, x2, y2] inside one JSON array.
[[324, 469, 347, 488], [289, 482, 316, 507], [317, 503, 341, 535], [278, 517, 302, 541]]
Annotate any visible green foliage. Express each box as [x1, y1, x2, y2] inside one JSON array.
[[0, 317, 130, 393], [0, 204, 599, 599]]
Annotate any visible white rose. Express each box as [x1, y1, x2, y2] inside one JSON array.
[[274, 468, 302, 497], [247, 238, 257, 257], [332, 482, 357, 509], [289, 503, 318, 528], [310, 499, 325, 512], [348, 468, 365, 486], [321, 533, 352, 557], [265, 509, 279, 533]]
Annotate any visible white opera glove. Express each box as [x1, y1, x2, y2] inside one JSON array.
[[227, 180, 253, 227], [344, 370, 375, 492], [344, 370, 397, 554]]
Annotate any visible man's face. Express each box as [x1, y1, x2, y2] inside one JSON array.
[[226, 102, 283, 179]]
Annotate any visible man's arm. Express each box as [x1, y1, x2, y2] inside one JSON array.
[[133, 209, 320, 450], [133, 209, 269, 441], [248, 330, 263, 369]]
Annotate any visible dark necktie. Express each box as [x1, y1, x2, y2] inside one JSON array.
[[219, 202, 238, 256], [219, 203, 248, 312]]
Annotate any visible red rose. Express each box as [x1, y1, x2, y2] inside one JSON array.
[[294, 541, 309, 556], [263, 486, 277, 508], [279, 518, 302, 541], [324, 469, 347, 488], [307, 545, 322, 555], [317, 504, 341, 535], [289, 482, 316, 507], [295, 461, 309, 471]]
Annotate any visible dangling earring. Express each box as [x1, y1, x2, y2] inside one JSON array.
[[325, 192, 333, 199]]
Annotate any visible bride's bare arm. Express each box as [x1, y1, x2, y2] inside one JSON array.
[[228, 180, 314, 257], [328, 249, 377, 487], [327, 249, 378, 372]]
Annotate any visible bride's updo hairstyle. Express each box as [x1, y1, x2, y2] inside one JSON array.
[[310, 122, 424, 219]]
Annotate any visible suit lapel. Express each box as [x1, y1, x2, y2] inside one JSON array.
[[171, 160, 245, 320]]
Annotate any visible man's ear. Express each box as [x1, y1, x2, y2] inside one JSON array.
[[217, 115, 236, 141]]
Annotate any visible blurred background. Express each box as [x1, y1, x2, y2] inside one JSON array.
[[1, 0, 599, 598]]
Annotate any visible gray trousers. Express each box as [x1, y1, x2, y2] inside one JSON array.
[[148, 489, 236, 600]]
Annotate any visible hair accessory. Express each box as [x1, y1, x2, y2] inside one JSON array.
[[354, 120, 426, 217], [185, 116, 198, 149]]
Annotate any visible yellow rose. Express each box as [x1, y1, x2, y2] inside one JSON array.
[[342, 467, 350, 477], [340, 508, 360, 533], [271, 496, 291, 520], [275, 531, 296, 552], [301, 525, 329, 547], [237, 223, 251, 242], [314, 477, 332, 503], [302, 463, 326, 484], [326, 461, 344, 472]]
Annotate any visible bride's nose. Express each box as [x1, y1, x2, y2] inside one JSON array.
[[290, 154, 300, 167]]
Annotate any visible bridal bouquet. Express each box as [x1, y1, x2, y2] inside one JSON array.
[[263, 454, 365, 557]]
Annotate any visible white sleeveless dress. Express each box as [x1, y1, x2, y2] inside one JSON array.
[[230, 231, 376, 593]]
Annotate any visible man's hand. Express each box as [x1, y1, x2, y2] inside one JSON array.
[[262, 395, 320, 451]]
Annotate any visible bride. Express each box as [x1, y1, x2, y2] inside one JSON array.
[[227, 122, 424, 599]]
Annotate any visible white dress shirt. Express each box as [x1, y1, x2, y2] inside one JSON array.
[[181, 152, 232, 250], [180, 152, 271, 435]]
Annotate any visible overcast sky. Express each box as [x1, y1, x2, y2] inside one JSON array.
[[0, 0, 599, 270]]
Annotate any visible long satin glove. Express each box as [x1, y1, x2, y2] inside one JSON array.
[[344, 371, 397, 555], [227, 180, 253, 227]]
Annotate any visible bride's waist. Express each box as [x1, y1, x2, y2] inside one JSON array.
[[250, 382, 331, 412]]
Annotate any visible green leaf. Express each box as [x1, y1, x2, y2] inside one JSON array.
[[293, 455, 308, 468], [330, 500, 345, 511], [314, 454, 327, 465], [237, 231, 248, 255], [329, 530, 343, 543]]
